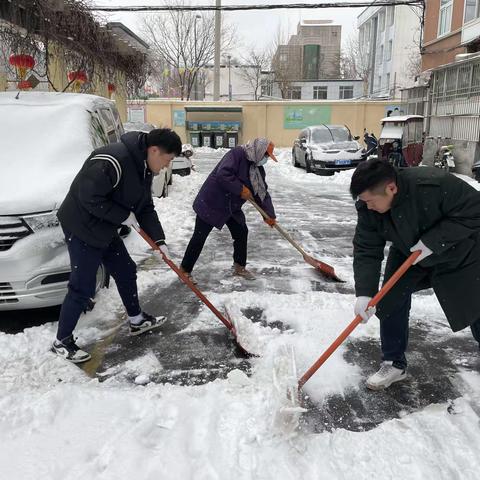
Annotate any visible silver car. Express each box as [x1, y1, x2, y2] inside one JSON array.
[[292, 125, 364, 175], [0, 92, 123, 310]]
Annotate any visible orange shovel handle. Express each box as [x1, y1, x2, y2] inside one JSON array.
[[298, 250, 421, 390], [134, 226, 234, 332]]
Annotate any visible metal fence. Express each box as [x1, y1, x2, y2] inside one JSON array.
[[429, 58, 480, 142]]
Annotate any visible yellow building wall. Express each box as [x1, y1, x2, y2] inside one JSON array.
[[140, 100, 393, 147]]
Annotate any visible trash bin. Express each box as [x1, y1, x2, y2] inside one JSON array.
[[190, 132, 201, 148], [226, 132, 238, 148], [201, 132, 213, 148], [214, 132, 225, 148]]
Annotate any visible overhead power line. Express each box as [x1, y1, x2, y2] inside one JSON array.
[[90, 1, 425, 13]]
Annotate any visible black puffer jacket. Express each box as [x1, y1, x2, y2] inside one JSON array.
[[58, 131, 165, 248]]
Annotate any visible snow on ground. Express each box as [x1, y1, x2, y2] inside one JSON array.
[[1, 148, 480, 479]]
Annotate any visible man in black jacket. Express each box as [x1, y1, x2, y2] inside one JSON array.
[[52, 128, 182, 363], [350, 159, 480, 390]]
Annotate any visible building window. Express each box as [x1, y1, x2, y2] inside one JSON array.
[[313, 86, 328, 99], [379, 45, 384, 63], [388, 6, 395, 25], [438, 0, 453, 36], [287, 87, 302, 99], [464, 0, 480, 23], [386, 73, 391, 91], [303, 44, 320, 80], [279, 53, 287, 63], [386, 40, 393, 61], [378, 75, 382, 89], [379, 11, 386, 32], [339, 85, 354, 99]]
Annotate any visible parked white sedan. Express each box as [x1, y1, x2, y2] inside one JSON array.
[[292, 125, 364, 175], [172, 144, 194, 176]]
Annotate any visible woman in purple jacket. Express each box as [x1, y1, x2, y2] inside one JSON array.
[[180, 138, 278, 281]]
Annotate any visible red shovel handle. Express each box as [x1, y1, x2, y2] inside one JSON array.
[[298, 250, 421, 390], [134, 227, 234, 333]]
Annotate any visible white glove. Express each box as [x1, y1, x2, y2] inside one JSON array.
[[122, 212, 139, 230], [354, 296, 376, 323], [154, 243, 170, 259], [410, 239, 433, 265]]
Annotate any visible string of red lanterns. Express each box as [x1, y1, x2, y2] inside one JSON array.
[[9, 54, 35, 90]]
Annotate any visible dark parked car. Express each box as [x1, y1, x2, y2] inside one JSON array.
[[292, 125, 364, 175]]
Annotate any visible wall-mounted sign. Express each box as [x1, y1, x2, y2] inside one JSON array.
[[187, 121, 241, 132], [284, 105, 332, 129], [173, 109, 186, 127]]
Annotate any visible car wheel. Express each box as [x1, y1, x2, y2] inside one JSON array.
[[292, 150, 300, 167], [184, 168, 191, 176], [305, 156, 313, 173]]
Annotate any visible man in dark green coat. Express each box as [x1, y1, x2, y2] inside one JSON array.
[[350, 159, 480, 390]]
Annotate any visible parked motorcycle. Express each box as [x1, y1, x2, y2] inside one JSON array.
[[362, 131, 378, 160], [434, 144, 455, 173]]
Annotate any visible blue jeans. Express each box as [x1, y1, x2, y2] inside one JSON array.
[[56, 231, 140, 341]]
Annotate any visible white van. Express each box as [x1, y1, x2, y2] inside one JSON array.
[[0, 92, 125, 310]]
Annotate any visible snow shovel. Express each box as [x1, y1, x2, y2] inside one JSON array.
[[248, 199, 344, 282], [297, 250, 421, 391], [133, 226, 255, 357]]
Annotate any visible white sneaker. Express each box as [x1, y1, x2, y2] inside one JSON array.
[[129, 312, 167, 336], [51, 335, 91, 364], [366, 361, 407, 390]]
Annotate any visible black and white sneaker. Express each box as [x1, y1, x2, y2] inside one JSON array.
[[129, 312, 167, 336], [51, 335, 91, 363]]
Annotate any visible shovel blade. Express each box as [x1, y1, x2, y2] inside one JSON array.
[[304, 255, 344, 283], [224, 307, 259, 358]]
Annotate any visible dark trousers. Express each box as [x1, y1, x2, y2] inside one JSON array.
[[380, 293, 480, 369], [56, 231, 140, 341], [377, 247, 480, 369], [181, 215, 248, 273]]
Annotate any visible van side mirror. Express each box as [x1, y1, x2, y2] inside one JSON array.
[[354, 135, 360, 140]]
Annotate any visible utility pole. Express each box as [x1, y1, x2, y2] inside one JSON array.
[[213, 0, 221, 101], [193, 14, 201, 100], [228, 55, 232, 101]]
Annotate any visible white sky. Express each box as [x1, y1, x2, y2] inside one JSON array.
[[91, 0, 364, 56]]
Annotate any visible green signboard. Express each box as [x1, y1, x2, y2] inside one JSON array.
[[284, 105, 331, 129]]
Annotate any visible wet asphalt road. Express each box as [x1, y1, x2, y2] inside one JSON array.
[[2, 151, 479, 432]]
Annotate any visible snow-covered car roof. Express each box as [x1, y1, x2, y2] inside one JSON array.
[[0, 92, 114, 215], [0, 91, 115, 109], [380, 115, 423, 123], [379, 124, 403, 140]]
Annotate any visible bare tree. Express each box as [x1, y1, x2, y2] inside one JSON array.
[[405, 48, 422, 83], [238, 48, 269, 100], [269, 24, 295, 99], [141, 0, 235, 100], [342, 34, 372, 96]]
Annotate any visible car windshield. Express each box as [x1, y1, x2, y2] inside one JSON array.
[[311, 126, 351, 144]]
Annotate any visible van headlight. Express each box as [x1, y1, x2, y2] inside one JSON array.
[[22, 211, 60, 231]]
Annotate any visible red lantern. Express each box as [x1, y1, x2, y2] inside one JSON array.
[[9, 54, 35, 89], [107, 82, 116, 98], [67, 70, 88, 92], [17, 80, 33, 90]]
